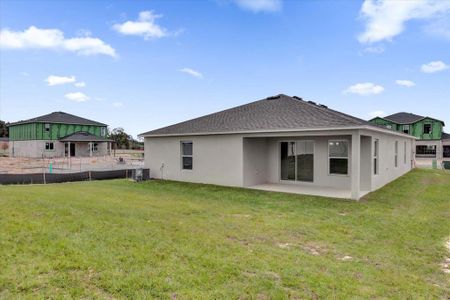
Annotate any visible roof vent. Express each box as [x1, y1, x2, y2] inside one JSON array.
[[307, 100, 317, 105], [266, 95, 281, 100], [319, 104, 328, 109]]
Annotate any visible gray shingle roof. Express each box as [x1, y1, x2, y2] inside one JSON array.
[[442, 132, 450, 140], [59, 132, 112, 142], [9, 111, 107, 126], [140, 94, 371, 136], [383, 112, 426, 124]]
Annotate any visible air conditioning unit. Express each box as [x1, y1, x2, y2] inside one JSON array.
[[132, 168, 143, 182]]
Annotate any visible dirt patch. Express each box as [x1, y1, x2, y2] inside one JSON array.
[[338, 255, 353, 261], [277, 242, 292, 249], [301, 243, 325, 256], [441, 238, 450, 274]]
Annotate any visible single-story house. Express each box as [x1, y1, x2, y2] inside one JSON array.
[[8, 111, 113, 158], [139, 94, 415, 200]]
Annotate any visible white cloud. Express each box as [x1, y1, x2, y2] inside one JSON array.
[[179, 68, 203, 79], [395, 79, 415, 87], [368, 110, 386, 118], [358, 0, 450, 44], [46, 75, 76, 86], [112, 11, 168, 39], [362, 45, 385, 54], [421, 60, 449, 73], [74, 81, 86, 87], [344, 82, 385, 96], [112, 101, 123, 107], [65, 92, 89, 102], [234, 0, 282, 12], [20, 71, 30, 76], [0, 26, 116, 57], [424, 17, 450, 40]]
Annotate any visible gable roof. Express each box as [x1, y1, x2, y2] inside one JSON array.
[[59, 131, 112, 142], [442, 132, 450, 140], [374, 112, 445, 126], [9, 111, 107, 127], [140, 94, 381, 137]]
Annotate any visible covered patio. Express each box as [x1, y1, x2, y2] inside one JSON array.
[[59, 131, 113, 157], [242, 130, 373, 200]]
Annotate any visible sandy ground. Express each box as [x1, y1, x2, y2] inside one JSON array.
[[0, 151, 144, 174]]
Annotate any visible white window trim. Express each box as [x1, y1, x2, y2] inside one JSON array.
[[373, 139, 379, 175], [403, 141, 407, 164], [180, 141, 193, 171], [328, 139, 350, 176], [395, 141, 399, 168]]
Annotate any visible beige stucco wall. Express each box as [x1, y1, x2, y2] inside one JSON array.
[[145, 135, 244, 186], [363, 130, 414, 191], [144, 129, 414, 197]]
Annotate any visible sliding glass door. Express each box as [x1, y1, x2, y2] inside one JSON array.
[[280, 141, 314, 182]]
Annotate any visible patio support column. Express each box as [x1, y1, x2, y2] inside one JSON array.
[[89, 142, 92, 157], [351, 130, 361, 200]]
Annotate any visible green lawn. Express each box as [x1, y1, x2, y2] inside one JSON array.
[[0, 169, 449, 299]]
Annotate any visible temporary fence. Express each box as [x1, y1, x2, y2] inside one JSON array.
[[0, 168, 150, 185]]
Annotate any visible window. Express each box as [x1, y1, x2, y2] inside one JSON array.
[[416, 145, 436, 157], [374, 139, 379, 175], [394, 141, 398, 167], [101, 127, 106, 137], [181, 141, 193, 170], [386, 124, 392, 129], [329, 140, 349, 175], [45, 142, 54, 150], [403, 125, 410, 134], [45, 123, 50, 132], [90, 143, 98, 152], [404, 141, 407, 164], [423, 124, 432, 134]]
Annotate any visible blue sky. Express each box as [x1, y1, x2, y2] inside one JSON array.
[[1, 0, 449, 137]]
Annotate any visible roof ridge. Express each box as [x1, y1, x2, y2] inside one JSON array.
[[287, 96, 367, 125]]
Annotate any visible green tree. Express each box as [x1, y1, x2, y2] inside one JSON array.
[[109, 127, 132, 149], [0, 120, 8, 137]]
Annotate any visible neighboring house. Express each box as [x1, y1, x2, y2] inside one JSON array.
[[369, 112, 449, 160], [8, 112, 112, 158], [140, 94, 415, 200]]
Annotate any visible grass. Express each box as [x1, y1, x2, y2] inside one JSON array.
[[0, 169, 449, 299]]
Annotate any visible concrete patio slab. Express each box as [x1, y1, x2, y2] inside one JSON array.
[[249, 183, 370, 199]]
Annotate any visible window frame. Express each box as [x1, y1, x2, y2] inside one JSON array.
[[279, 140, 315, 183], [373, 139, 379, 175], [404, 141, 407, 164], [101, 127, 106, 137], [402, 125, 410, 134], [45, 141, 54, 151], [394, 141, 398, 168], [328, 139, 350, 176], [423, 123, 432, 134], [44, 123, 51, 132], [180, 141, 193, 170]]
